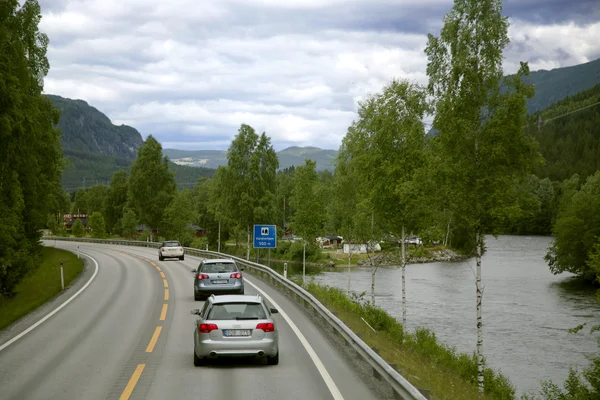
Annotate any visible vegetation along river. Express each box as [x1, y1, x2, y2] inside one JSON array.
[[273, 235, 600, 395]]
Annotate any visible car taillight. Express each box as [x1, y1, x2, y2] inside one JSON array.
[[230, 272, 242, 279], [256, 322, 274, 332], [199, 323, 218, 333], [179, 247, 183, 251], [198, 273, 209, 280], [161, 248, 165, 252]]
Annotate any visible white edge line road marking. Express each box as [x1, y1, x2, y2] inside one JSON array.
[[0, 251, 99, 353], [245, 277, 345, 400]]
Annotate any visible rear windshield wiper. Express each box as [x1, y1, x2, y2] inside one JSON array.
[[236, 317, 259, 320]]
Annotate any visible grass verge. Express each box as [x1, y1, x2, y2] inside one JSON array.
[[0, 246, 84, 331], [301, 280, 516, 400]]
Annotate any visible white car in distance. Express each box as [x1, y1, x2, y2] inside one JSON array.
[[158, 240, 184, 261]]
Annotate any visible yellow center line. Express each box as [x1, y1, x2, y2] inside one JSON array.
[[119, 364, 145, 400], [151, 262, 157, 267], [160, 271, 165, 279], [163, 279, 168, 288], [146, 326, 163, 352], [160, 304, 168, 321], [155, 266, 161, 272], [164, 289, 169, 301]]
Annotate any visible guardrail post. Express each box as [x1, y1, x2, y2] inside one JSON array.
[[283, 263, 287, 279], [77, 245, 80, 259]]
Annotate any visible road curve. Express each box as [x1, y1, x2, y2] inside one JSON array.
[[0, 241, 380, 400]]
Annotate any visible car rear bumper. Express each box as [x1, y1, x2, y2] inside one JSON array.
[[195, 280, 244, 296], [195, 337, 278, 358], [195, 285, 244, 296], [160, 251, 184, 258]]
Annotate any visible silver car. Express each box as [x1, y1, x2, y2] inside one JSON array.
[[190, 294, 280, 366], [158, 240, 184, 261], [192, 259, 244, 300]]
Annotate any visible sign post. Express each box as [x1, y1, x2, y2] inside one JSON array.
[[253, 225, 277, 251]]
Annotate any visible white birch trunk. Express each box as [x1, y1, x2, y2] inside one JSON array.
[[371, 267, 375, 305], [303, 241, 306, 286], [347, 253, 351, 294], [401, 225, 406, 327], [476, 231, 484, 395]]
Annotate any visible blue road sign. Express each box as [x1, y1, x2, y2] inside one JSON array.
[[253, 225, 277, 249]]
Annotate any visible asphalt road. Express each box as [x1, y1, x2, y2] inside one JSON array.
[[0, 241, 380, 400]]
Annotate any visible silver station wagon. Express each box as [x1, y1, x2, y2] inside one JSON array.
[[192, 258, 245, 300], [190, 294, 280, 366]]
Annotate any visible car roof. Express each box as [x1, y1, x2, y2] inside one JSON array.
[[203, 258, 236, 264], [209, 294, 261, 304]]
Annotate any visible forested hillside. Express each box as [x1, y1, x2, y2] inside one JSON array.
[[46, 94, 143, 159], [527, 83, 600, 182]]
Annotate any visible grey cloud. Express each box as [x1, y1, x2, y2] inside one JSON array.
[[504, 0, 600, 24], [39, 0, 600, 151]]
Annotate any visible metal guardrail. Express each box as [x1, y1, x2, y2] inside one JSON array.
[[43, 236, 427, 400]]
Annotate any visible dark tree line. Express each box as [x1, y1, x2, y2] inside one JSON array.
[[0, 0, 65, 296]]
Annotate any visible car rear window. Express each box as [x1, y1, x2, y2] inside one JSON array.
[[164, 241, 181, 247], [201, 262, 238, 273], [207, 303, 266, 320]]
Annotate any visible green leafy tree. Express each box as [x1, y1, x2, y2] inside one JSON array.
[[290, 159, 326, 241], [88, 211, 107, 238], [221, 124, 279, 258], [104, 170, 129, 234], [424, 0, 541, 394], [128, 135, 177, 236], [160, 189, 198, 246], [545, 171, 600, 282], [84, 184, 109, 214], [196, 175, 230, 250], [340, 78, 429, 321], [71, 188, 88, 214], [276, 166, 296, 234], [0, 0, 64, 296], [46, 214, 58, 235], [71, 219, 85, 237], [121, 208, 138, 239]]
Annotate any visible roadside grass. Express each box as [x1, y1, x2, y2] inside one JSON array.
[[0, 246, 84, 331], [302, 280, 516, 400]]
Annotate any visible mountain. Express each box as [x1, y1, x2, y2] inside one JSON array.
[[277, 146, 338, 170], [46, 94, 143, 159], [46, 95, 214, 191], [163, 146, 339, 172], [427, 57, 600, 137], [523, 57, 600, 114]]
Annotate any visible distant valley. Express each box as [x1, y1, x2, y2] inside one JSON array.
[[163, 146, 339, 172]]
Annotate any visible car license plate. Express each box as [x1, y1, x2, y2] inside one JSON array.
[[223, 329, 251, 337], [212, 280, 227, 284]]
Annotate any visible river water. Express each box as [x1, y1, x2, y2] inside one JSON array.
[[269, 235, 600, 396]]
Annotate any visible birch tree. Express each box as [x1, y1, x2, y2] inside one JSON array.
[[424, 0, 541, 394], [336, 78, 429, 313]]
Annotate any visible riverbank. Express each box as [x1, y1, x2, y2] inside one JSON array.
[[299, 279, 516, 400]]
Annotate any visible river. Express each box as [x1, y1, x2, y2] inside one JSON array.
[[267, 235, 600, 396]]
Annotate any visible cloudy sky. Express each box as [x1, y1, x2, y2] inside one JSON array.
[[39, 0, 600, 151]]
